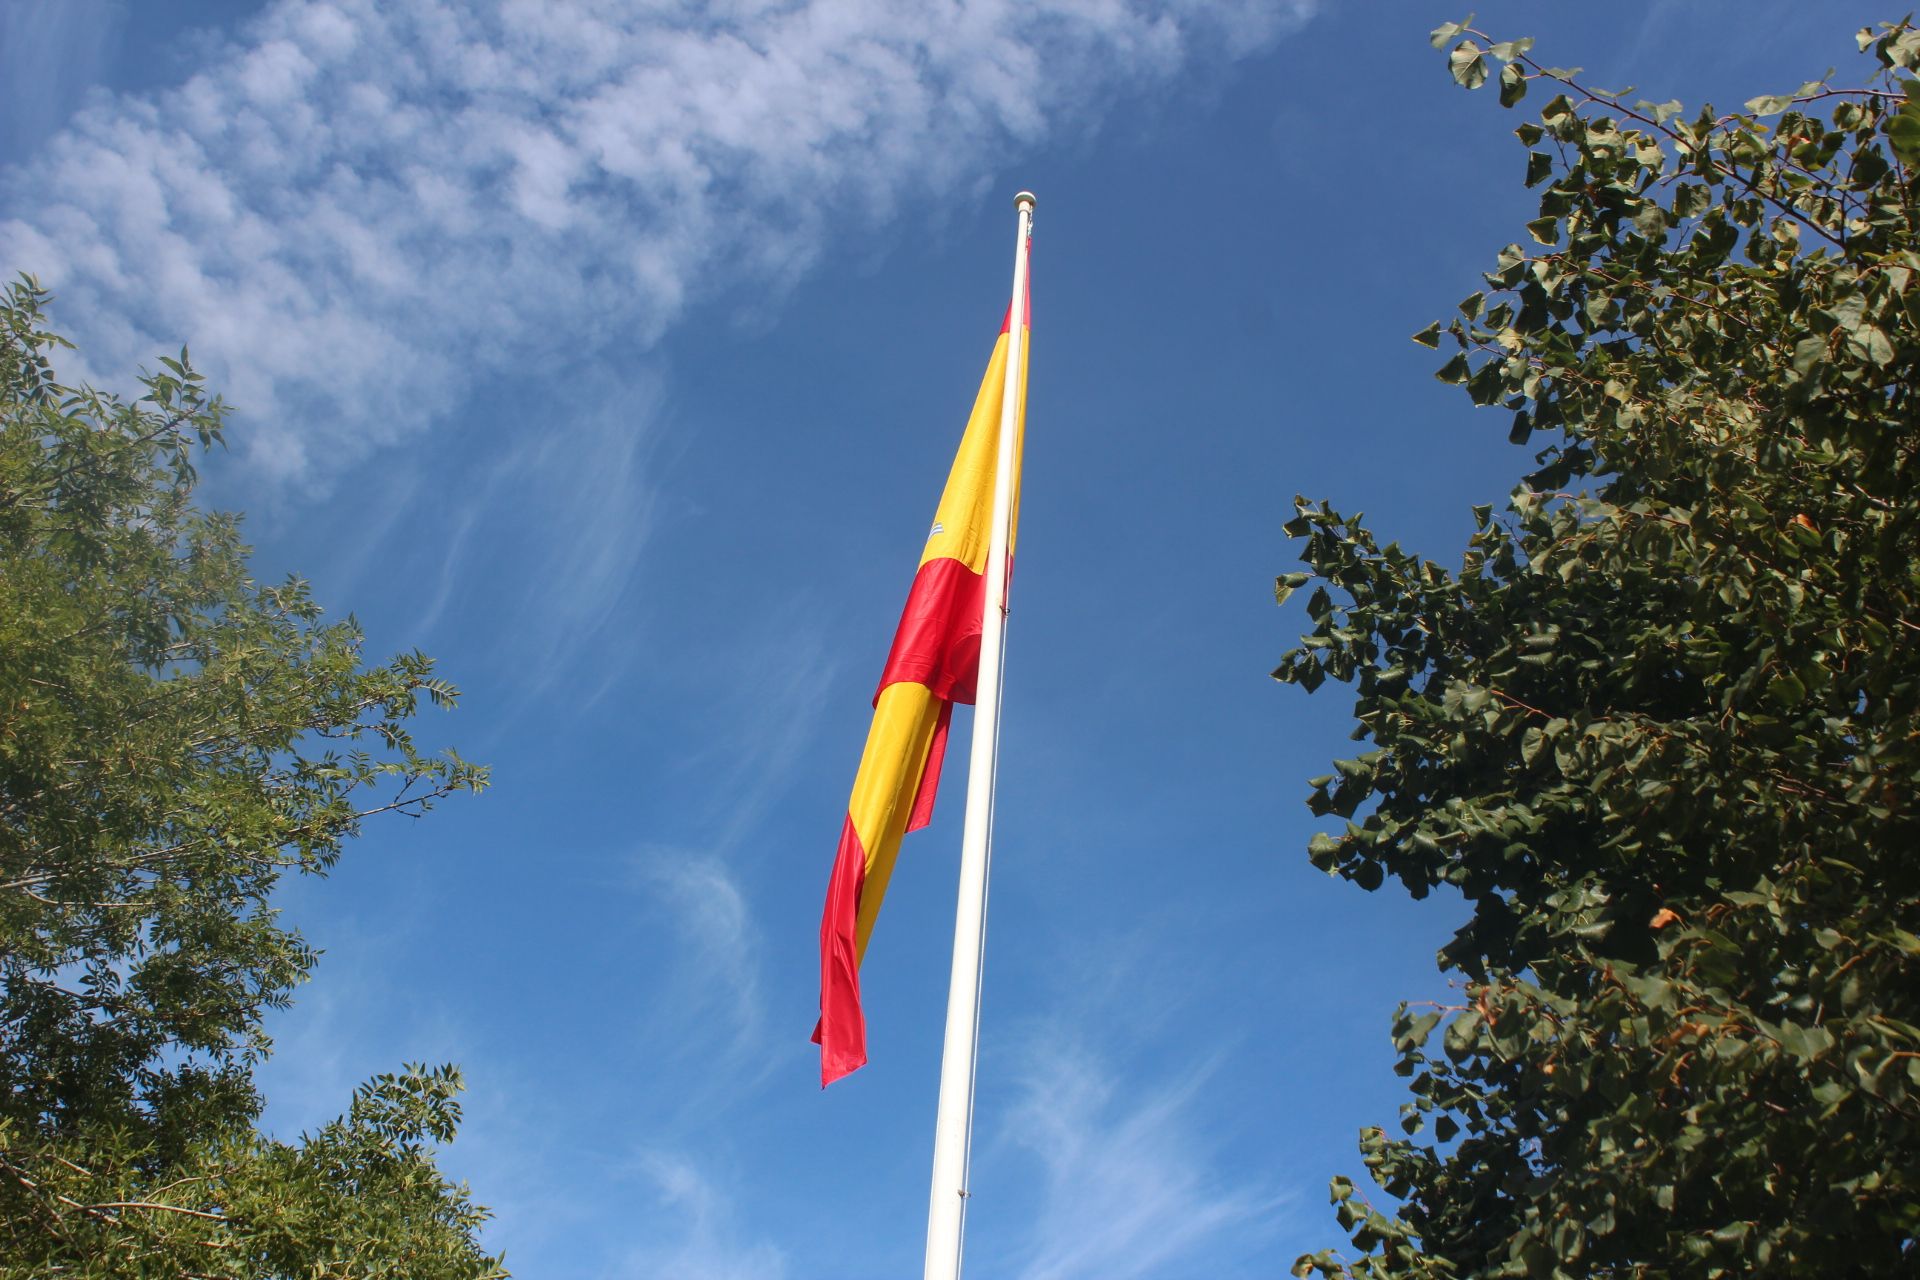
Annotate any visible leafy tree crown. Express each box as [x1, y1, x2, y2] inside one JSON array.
[[0, 277, 503, 1277], [1279, 20, 1920, 1278]]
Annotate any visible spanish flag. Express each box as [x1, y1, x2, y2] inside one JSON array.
[[814, 284, 1030, 1086]]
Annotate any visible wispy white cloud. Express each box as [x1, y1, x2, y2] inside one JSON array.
[[2, 0, 1318, 483], [998, 1035, 1286, 1280], [407, 363, 668, 707], [633, 851, 766, 1062], [696, 621, 842, 852], [605, 621, 841, 1111], [254, 908, 499, 1139], [251, 915, 600, 1261], [614, 1150, 788, 1280], [0, 1, 124, 161]]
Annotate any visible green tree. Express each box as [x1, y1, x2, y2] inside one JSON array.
[[0, 278, 503, 1277], [1278, 19, 1920, 1278]]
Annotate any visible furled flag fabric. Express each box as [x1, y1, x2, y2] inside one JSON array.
[[814, 281, 1030, 1086]]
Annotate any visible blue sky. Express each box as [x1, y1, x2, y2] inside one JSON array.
[[0, 2, 1894, 1275]]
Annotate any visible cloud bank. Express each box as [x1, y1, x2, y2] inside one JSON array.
[[2, 0, 1316, 482]]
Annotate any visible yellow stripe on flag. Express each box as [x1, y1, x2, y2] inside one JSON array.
[[921, 332, 1029, 572]]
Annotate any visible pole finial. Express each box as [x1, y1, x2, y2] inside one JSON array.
[[1013, 190, 1037, 211]]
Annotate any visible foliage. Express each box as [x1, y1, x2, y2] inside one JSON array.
[[1278, 19, 1920, 1278], [0, 278, 502, 1277]]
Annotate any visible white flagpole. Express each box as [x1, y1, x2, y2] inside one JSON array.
[[924, 190, 1034, 1280]]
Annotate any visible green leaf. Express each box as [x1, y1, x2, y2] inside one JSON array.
[[1499, 61, 1528, 107], [1892, 28, 1920, 69], [1849, 324, 1896, 365], [1791, 334, 1828, 375], [1429, 16, 1474, 50], [1520, 726, 1547, 765], [1887, 105, 1920, 160], [1396, 1010, 1443, 1050], [1450, 40, 1490, 90], [1824, 292, 1867, 331], [1413, 321, 1443, 348], [1466, 358, 1505, 405]]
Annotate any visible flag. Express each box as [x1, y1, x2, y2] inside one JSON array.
[[814, 282, 1030, 1086]]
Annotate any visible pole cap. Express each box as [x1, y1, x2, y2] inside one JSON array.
[[1013, 190, 1037, 210]]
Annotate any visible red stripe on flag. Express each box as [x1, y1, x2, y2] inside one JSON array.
[[814, 814, 870, 1086], [875, 556, 986, 706], [906, 700, 953, 834]]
